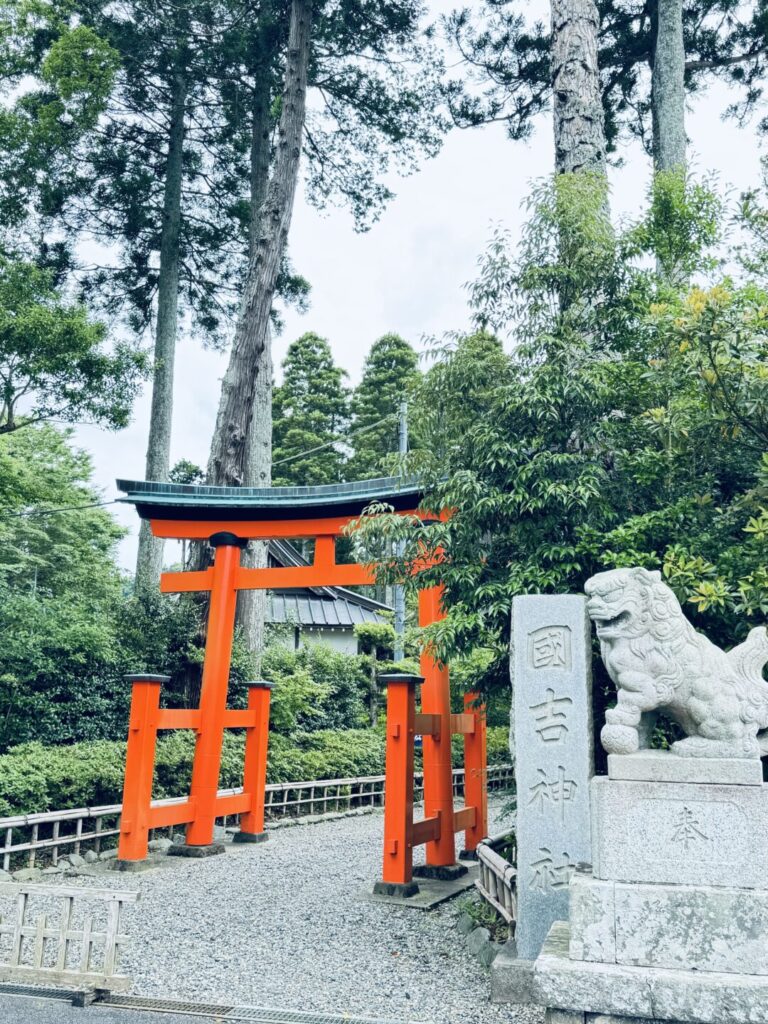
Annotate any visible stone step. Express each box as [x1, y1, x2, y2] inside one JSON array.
[[535, 922, 768, 1024], [569, 869, 768, 976]]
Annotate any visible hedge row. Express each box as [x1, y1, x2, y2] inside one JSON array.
[[0, 726, 511, 817]]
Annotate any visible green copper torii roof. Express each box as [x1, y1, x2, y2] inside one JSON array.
[[116, 476, 425, 521]]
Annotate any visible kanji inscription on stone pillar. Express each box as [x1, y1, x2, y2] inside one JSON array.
[[511, 595, 594, 960]]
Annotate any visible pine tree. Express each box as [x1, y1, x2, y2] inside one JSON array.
[[0, 0, 257, 590], [444, 1, 768, 162], [272, 332, 349, 486], [347, 334, 420, 481]]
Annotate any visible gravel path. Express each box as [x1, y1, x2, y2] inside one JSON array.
[[47, 800, 541, 1024]]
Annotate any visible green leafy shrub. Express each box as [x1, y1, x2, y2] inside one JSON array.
[[350, 172, 768, 728], [0, 724, 511, 816], [260, 643, 370, 732], [486, 725, 511, 765], [0, 739, 126, 815], [448, 726, 509, 769]]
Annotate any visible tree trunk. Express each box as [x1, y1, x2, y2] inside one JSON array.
[[369, 646, 379, 727], [135, 66, 187, 592], [236, 71, 275, 667], [207, 0, 312, 489], [249, 74, 273, 258], [551, 0, 606, 175], [238, 338, 273, 669], [652, 0, 686, 172]]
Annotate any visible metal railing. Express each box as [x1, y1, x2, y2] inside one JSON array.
[[0, 763, 514, 871], [476, 830, 517, 927]]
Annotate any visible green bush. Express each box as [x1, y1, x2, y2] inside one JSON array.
[[446, 725, 509, 769], [0, 739, 127, 816], [259, 644, 370, 733], [0, 723, 512, 817], [487, 725, 511, 765]]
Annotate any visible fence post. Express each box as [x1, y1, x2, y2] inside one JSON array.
[[117, 674, 167, 865], [418, 586, 457, 868], [375, 672, 423, 896], [462, 691, 488, 857], [234, 681, 274, 844]]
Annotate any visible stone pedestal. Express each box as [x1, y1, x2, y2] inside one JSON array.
[[534, 752, 768, 1024], [591, 774, 768, 889], [569, 870, 768, 976], [167, 843, 226, 858], [535, 922, 768, 1024], [231, 830, 269, 844]]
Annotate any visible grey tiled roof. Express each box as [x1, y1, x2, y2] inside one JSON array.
[[267, 593, 387, 627], [266, 540, 391, 628]]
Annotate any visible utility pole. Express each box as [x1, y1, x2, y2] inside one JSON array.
[[394, 400, 408, 661]]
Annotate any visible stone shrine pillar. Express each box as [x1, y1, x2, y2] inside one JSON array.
[[510, 595, 594, 960]]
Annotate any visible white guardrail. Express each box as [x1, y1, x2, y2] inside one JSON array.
[[476, 830, 517, 926], [0, 763, 514, 871]]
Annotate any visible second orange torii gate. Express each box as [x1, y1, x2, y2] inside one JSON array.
[[114, 477, 488, 890]]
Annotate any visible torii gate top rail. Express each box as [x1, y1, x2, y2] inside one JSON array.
[[117, 475, 423, 525]]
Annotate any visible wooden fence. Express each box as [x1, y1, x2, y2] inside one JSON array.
[[0, 764, 514, 871], [475, 830, 517, 926], [0, 883, 137, 990]]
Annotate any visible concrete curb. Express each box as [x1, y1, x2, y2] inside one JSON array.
[[265, 806, 377, 830]]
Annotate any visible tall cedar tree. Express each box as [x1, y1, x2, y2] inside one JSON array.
[[272, 333, 349, 486], [195, 0, 445, 653], [71, 0, 257, 591], [347, 334, 420, 481], [552, 0, 607, 174], [206, 0, 446, 490], [217, 0, 446, 648], [444, 1, 768, 161], [0, 1, 256, 588], [653, 0, 687, 173], [207, 0, 312, 490], [550, 0, 611, 316]]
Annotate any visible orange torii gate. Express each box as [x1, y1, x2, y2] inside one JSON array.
[[114, 477, 488, 892]]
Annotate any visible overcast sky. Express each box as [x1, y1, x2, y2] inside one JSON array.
[[72, 1, 768, 571]]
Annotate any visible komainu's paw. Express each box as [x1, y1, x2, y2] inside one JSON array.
[[601, 723, 639, 755]]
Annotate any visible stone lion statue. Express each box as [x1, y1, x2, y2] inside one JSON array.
[[584, 567, 768, 759]]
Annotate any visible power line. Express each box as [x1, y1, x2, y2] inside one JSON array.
[[1, 412, 402, 519], [0, 499, 118, 520], [272, 412, 399, 467]]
